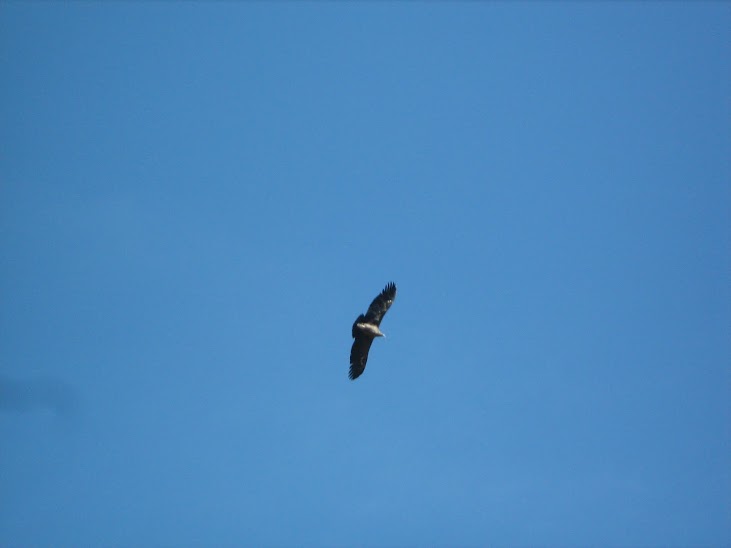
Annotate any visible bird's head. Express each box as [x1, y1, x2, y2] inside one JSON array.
[[356, 322, 385, 338]]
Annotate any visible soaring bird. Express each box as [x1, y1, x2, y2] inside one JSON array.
[[349, 282, 397, 380]]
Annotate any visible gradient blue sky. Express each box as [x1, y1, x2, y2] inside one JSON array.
[[1, 3, 730, 547]]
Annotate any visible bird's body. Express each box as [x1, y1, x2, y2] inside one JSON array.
[[349, 282, 397, 380]]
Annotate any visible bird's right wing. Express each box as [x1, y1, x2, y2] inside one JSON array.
[[363, 282, 397, 326], [349, 335, 374, 380]]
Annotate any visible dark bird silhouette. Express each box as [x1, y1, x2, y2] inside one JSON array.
[[349, 282, 397, 380]]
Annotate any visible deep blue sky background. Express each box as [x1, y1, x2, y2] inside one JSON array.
[[1, 3, 730, 547]]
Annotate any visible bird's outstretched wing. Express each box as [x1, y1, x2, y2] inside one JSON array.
[[363, 282, 397, 326], [349, 335, 374, 380]]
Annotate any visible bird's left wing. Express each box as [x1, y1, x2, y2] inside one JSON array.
[[349, 335, 374, 380]]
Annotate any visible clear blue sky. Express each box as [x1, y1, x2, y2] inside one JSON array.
[[1, 3, 729, 547]]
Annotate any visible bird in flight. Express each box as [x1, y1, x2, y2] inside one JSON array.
[[349, 282, 397, 380]]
